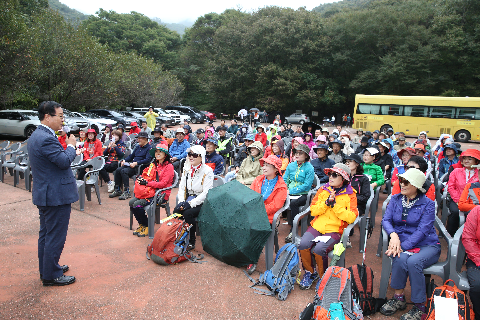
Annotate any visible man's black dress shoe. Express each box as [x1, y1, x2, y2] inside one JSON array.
[[42, 275, 76, 286], [40, 265, 69, 280]]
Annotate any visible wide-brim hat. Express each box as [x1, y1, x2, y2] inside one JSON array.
[[459, 149, 480, 162], [244, 134, 255, 141], [153, 126, 163, 133], [137, 131, 149, 139], [414, 144, 426, 152], [324, 163, 351, 181], [206, 137, 218, 146], [365, 147, 379, 156], [260, 155, 283, 173], [398, 168, 426, 193], [149, 143, 170, 157], [294, 144, 310, 157], [329, 139, 344, 149], [397, 147, 415, 158], [312, 144, 330, 154], [175, 128, 185, 135], [344, 153, 363, 165]]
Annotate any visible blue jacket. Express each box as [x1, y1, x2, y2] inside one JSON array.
[[125, 143, 152, 165], [382, 193, 439, 251], [28, 125, 79, 206], [283, 161, 315, 195], [169, 139, 190, 159], [205, 151, 225, 175], [439, 143, 459, 177], [310, 157, 335, 183]]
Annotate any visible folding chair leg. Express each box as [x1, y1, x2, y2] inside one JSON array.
[[378, 255, 392, 299], [165, 202, 171, 217], [376, 228, 384, 257], [264, 228, 275, 270], [85, 185, 92, 202], [359, 215, 366, 253], [129, 210, 133, 230], [14, 171, 19, 187], [148, 209, 155, 239], [78, 184, 85, 211], [94, 184, 101, 205]]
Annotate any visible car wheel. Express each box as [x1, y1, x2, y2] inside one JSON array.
[[454, 130, 471, 143], [380, 124, 391, 134], [25, 126, 36, 138], [191, 118, 197, 124]]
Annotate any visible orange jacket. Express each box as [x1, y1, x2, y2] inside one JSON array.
[[458, 182, 480, 213], [250, 175, 288, 223], [391, 179, 435, 201]]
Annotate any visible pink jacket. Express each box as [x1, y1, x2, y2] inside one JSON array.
[[462, 206, 480, 266], [448, 167, 479, 203]]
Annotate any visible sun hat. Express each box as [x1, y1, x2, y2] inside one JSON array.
[[312, 144, 330, 154], [459, 149, 480, 162], [188, 145, 206, 164], [87, 128, 96, 134], [365, 131, 372, 136], [130, 122, 138, 127], [414, 144, 426, 152], [397, 147, 416, 158], [357, 128, 363, 133], [259, 155, 283, 173], [329, 139, 345, 149], [149, 143, 170, 157], [376, 140, 389, 149], [386, 127, 394, 133], [324, 163, 351, 181], [175, 128, 185, 135], [344, 153, 363, 165], [398, 136, 406, 141], [248, 141, 264, 153], [137, 131, 149, 139], [206, 137, 219, 146], [373, 130, 380, 134], [294, 143, 310, 156], [398, 168, 426, 193], [365, 147, 379, 156], [340, 130, 350, 137], [361, 136, 369, 144], [322, 128, 329, 133], [316, 135, 327, 142], [153, 126, 163, 133], [244, 133, 255, 141]]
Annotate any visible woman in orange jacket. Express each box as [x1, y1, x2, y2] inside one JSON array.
[[247, 155, 288, 274]]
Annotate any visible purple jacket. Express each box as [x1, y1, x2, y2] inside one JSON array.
[[382, 193, 439, 251]]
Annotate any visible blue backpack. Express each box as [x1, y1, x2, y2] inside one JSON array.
[[245, 243, 300, 300]]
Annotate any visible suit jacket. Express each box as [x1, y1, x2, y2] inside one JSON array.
[[28, 125, 79, 206]]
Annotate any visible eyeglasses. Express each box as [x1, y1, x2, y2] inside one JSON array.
[[406, 165, 417, 170], [187, 152, 199, 158], [52, 114, 64, 119], [398, 177, 411, 186], [328, 172, 340, 178]]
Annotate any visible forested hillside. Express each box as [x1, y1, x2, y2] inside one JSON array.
[[48, 0, 89, 23]]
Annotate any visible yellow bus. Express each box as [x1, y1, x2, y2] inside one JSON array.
[[353, 94, 480, 142]]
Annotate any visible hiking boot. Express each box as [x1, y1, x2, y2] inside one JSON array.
[[107, 181, 115, 193], [109, 188, 122, 198], [400, 306, 424, 320], [285, 232, 292, 243], [133, 225, 144, 235], [246, 264, 256, 275], [299, 271, 319, 290], [380, 297, 407, 316], [137, 227, 148, 237], [119, 190, 131, 200]]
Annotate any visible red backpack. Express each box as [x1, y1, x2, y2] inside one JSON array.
[[146, 218, 203, 265], [425, 279, 475, 320]]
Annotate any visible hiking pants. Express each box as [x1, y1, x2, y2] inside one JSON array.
[[99, 162, 119, 183], [390, 244, 441, 303], [288, 194, 307, 229], [466, 259, 480, 320], [129, 197, 150, 226], [114, 166, 136, 189], [180, 204, 203, 245], [298, 227, 341, 272], [446, 200, 460, 236]]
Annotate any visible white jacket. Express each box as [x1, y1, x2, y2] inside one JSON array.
[[178, 163, 214, 208]]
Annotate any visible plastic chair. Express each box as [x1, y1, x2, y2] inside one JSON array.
[[73, 157, 105, 211], [1, 144, 27, 183], [13, 151, 32, 191], [297, 174, 322, 236], [378, 215, 453, 299], [358, 186, 375, 253], [376, 194, 392, 256], [265, 194, 290, 269], [129, 171, 179, 239], [440, 184, 450, 227], [368, 186, 382, 229], [292, 207, 360, 267], [0, 141, 10, 151], [448, 225, 470, 291], [213, 175, 225, 188]]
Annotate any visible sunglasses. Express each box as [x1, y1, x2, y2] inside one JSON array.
[[398, 177, 411, 186], [405, 165, 417, 170], [187, 152, 199, 158], [328, 172, 340, 178]]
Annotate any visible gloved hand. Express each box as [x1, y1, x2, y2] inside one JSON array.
[[325, 197, 336, 208], [174, 201, 191, 212], [139, 179, 148, 185]]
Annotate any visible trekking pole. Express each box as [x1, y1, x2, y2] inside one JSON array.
[[362, 217, 370, 267]]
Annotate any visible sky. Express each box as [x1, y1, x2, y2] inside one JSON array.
[[60, 0, 338, 24]]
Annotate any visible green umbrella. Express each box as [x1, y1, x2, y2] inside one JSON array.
[[198, 180, 272, 267]]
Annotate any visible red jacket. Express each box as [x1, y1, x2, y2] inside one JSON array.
[[83, 139, 103, 161], [462, 206, 480, 266], [129, 127, 141, 135], [448, 167, 479, 203], [250, 175, 288, 223], [135, 161, 175, 200], [255, 132, 267, 147], [58, 135, 67, 150]]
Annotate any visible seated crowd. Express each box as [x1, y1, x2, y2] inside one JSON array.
[[61, 119, 478, 320]]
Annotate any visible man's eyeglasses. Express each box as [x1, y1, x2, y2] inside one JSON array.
[[398, 177, 411, 186], [52, 114, 64, 119], [188, 152, 199, 158]]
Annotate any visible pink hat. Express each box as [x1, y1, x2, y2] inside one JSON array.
[[260, 155, 283, 173], [316, 135, 327, 142], [324, 163, 351, 181]]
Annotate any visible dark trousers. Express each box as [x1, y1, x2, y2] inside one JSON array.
[[113, 166, 136, 189], [129, 197, 149, 226], [77, 160, 93, 181], [99, 162, 119, 183], [38, 204, 71, 280], [288, 194, 308, 229], [172, 160, 181, 171], [447, 200, 460, 236], [179, 204, 203, 245], [467, 259, 480, 320]]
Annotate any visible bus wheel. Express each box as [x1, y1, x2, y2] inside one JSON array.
[[454, 130, 471, 143], [380, 125, 391, 134]]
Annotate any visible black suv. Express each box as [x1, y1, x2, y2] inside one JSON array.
[[165, 106, 207, 124]]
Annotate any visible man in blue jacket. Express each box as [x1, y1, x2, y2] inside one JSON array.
[[310, 144, 335, 183], [169, 128, 190, 171], [110, 131, 152, 200], [28, 101, 79, 286], [205, 137, 225, 175]]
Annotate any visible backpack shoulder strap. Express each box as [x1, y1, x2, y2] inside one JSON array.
[[317, 267, 335, 300], [365, 265, 373, 293], [351, 265, 364, 294]]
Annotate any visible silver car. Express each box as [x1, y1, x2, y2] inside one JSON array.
[[0, 110, 41, 138], [285, 113, 310, 124], [63, 110, 89, 133], [71, 111, 117, 133]]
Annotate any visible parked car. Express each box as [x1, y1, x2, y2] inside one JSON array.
[[62, 110, 90, 133], [201, 111, 216, 121], [129, 108, 177, 126], [71, 111, 117, 133], [165, 110, 191, 123], [120, 111, 146, 124], [88, 109, 136, 129], [285, 113, 310, 124], [165, 106, 207, 124], [0, 110, 41, 138]]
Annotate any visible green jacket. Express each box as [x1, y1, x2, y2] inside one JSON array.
[[362, 163, 385, 186]]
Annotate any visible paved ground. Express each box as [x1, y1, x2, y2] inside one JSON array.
[[0, 121, 456, 319]]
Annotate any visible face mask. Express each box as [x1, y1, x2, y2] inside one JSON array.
[[113, 136, 118, 142]]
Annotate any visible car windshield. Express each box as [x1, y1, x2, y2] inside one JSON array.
[[18, 111, 39, 120], [83, 113, 101, 119], [131, 112, 142, 117], [157, 108, 166, 114], [110, 110, 122, 117], [63, 110, 75, 117]]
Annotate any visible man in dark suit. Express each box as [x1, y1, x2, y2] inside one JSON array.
[[28, 101, 79, 286]]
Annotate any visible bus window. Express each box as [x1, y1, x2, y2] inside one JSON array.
[[404, 106, 427, 117], [429, 106, 455, 118], [456, 108, 480, 120], [381, 105, 403, 116], [357, 104, 380, 114]]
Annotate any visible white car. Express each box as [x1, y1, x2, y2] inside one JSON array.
[[71, 111, 116, 133], [165, 109, 191, 123], [0, 110, 41, 138]]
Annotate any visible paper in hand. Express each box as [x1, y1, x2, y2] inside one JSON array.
[[312, 236, 331, 243]]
